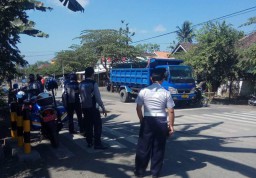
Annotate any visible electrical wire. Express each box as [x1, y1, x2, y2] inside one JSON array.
[[131, 5, 256, 44]]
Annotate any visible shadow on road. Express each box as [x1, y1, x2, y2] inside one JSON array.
[[1, 110, 256, 177]]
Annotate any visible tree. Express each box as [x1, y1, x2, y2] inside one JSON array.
[[174, 21, 243, 93], [0, 0, 51, 83], [238, 16, 256, 80], [46, 22, 141, 75], [176, 21, 195, 43], [59, 0, 84, 12], [77, 24, 141, 73], [167, 40, 177, 51], [135, 43, 160, 53], [238, 44, 256, 76], [239, 16, 256, 27]]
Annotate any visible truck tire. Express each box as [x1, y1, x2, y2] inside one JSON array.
[[120, 89, 130, 103]]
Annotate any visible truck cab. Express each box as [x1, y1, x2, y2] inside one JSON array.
[[157, 65, 196, 103]]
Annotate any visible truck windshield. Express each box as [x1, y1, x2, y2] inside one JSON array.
[[169, 66, 194, 83]]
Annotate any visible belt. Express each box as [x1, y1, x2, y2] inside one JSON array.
[[144, 112, 166, 117]]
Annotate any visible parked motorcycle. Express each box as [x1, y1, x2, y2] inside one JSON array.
[[16, 90, 66, 148], [248, 94, 256, 106], [192, 87, 209, 107]]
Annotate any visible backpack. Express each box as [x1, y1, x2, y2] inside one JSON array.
[[45, 78, 58, 91]]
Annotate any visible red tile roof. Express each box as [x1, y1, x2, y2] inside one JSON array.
[[154, 51, 172, 58], [237, 31, 256, 49]]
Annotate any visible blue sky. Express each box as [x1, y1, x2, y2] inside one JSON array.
[[18, 0, 256, 64]]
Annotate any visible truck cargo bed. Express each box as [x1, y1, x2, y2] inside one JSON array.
[[110, 68, 151, 86]]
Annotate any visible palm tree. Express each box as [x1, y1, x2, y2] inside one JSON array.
[[176, 21, 195, 43], [239, 16, 256, 27]]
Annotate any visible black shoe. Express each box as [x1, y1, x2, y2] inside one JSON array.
[[69, 130, 77, 134], [134, 170, 144, 177], [94, 144, 108, 150]]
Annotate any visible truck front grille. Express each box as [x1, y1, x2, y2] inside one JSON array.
[[177, 89, 190, 94]]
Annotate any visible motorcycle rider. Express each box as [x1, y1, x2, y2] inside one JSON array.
[[64, 73, 84, 134]]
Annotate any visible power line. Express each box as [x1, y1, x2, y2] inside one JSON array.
[[131, 5, 256, 44], [24, 54, 55, 57]]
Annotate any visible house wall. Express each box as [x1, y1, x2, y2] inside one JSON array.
[[239, 80, 255, 96], [217, 80, 255, 97]]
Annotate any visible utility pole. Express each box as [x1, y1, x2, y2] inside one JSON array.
[[62, 59, 64, 78]]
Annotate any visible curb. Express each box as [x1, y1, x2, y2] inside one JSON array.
[[4, 138, 41, 162]]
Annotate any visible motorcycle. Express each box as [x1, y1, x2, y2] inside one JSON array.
[[16, 90, 67, 148], [248, 94, 256, 106], [192, 87, 209, 107]]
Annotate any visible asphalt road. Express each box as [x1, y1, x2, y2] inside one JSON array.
[[2, 88, 256, 178]]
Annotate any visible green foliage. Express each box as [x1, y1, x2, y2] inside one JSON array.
[[0, 0, 28, 80], [176, 21, 195, 43], [174, 21, 243, 91], [238, 43, 256, 77], [0, 0, 51, 80], [135, 43, 160, 53], [75, 24, 141, 72], [0, 88, 7, 107], [239, 16, 256, 27]]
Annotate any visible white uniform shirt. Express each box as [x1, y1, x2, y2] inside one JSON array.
[[136, 83, 175, 117]]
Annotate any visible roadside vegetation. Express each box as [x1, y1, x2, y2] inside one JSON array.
[[0, 0, 255, 102]]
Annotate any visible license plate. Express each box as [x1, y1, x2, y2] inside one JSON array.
[[181, 94, 189, 98], [43, 114, 56, 122]]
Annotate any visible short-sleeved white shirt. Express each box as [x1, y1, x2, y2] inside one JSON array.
[[136, 83, 175, 117]]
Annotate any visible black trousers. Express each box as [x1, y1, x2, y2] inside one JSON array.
[[67, 102, 83, 132], [135, 116, 168, 177], [82, 108, 102, 146]]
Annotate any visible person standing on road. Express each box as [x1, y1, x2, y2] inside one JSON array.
[[64, 73, 83, 134], [36, 74, 44, 93], [79, 67, 108, 150], [134, 68, 175, 178]]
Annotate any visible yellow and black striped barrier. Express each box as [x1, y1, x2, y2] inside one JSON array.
[[16, 105, 23, 147], [23, 109, 31, 154], [10, 102, 17, 139]]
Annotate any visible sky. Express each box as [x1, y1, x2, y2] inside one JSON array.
[[17, 0, 256, 64]]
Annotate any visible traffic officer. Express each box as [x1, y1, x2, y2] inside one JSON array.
[[134, 68, 175, 178], [64, 73, 83, 134], [79, 67, 107, 149]]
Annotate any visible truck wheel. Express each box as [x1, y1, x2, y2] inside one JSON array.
[[120, 89, 130, 103]]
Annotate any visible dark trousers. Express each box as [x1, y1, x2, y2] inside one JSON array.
[[82, 108, 102, 146], [67, 102, 83, 132], [135, 116, 168, 177]]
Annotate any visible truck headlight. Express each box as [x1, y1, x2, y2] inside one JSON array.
[[190, 87, 196, 94], [168, 87, 178, 94]]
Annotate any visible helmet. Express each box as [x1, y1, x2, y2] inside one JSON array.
[[13, 83, 18, 89], [16, 91, 26, 104], [16, 91, 25, 99], [29, 74, 35, 81]]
